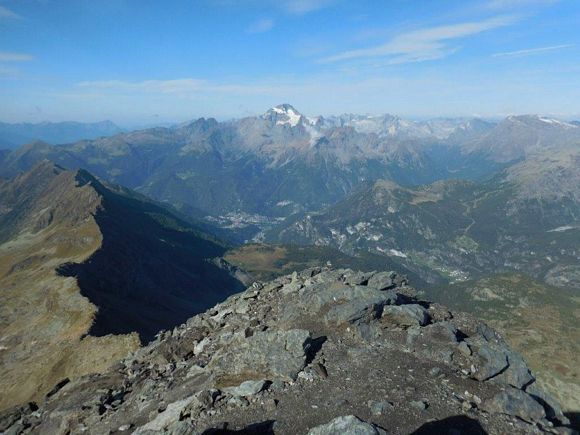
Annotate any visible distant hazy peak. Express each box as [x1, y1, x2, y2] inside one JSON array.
[[263, 104, 304, 127], [504, 114, 578, 128]]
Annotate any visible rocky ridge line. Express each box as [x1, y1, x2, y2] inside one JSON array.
[[0, 268, 574, 434]]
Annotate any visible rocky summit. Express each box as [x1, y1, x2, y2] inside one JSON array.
[[1, 268, 572, 435]]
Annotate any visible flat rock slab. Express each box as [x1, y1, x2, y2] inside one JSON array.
[[209, 329, 312, 384]]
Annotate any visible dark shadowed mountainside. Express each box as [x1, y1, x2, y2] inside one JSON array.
[[0, 161, 244, 410]]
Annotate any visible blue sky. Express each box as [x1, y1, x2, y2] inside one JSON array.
[[0, 0, 579, 125]]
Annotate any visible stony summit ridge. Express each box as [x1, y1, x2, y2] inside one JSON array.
[[1, 268, 571, 434]]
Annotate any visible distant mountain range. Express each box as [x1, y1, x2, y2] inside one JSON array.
[[0, 120, 122, 149], [1, 105, 579, 229], [268, 148, 580, 288]]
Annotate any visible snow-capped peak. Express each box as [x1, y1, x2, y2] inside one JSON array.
[[506, 114, 577, 128], [264, 104, 303, 127]]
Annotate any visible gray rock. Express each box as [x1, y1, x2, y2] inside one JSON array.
[[482, 387, 546, 423], [308, 415, 388, 435], [495, 351, 534, 390], [269, 379, 287, 391], [209, 329, 312, 382], [526, 383, 570, 426], [281, 281, 303, 295], [408, 322, 458, 363], [343, 271, 374, 286], [471, 343, 509, 382], [224, 379, 268, 397], [303, 283, 398, 315], [368, 400, 394, 415], [469, 340, 534, 389], [410, 400, 428, 411], [165, 420, 196, 435], [133, 396, 198, 434], [367, 271, 396, 291], [457, 341, 471, 356], [262, 398, 278, 411], [429, 367, 442, 377], [322, 287, 399, 327], [381, 304, 430, 328], [227, 396, 249, 407]]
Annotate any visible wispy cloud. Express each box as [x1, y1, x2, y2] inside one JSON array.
[[282, 0, 335, 15], [487, 0, 558, 9], [0, 52, 34, 62], [493, 43, 575, 58], [246, 18, 274, 34], [0, 5, 20, 19], [320, 15, 517, 64]]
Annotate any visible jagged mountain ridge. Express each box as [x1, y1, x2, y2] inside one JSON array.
[[2, 106, 576, 225], [462, 115, 580, 163], [1, 268, 571, 434], [0, 162, 245, 411]]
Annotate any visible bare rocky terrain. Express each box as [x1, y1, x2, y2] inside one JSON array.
[[1, 268, 574, 434]]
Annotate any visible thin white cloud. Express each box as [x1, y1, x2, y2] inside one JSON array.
[[493, 44, 575, 57], [0, 5, 20, 19], [283, 0, 334, 15], [0, 52, 33, 62], [487, 0, 558, 9], [246, 18, 274, 34], [320, 15, 517, 64]]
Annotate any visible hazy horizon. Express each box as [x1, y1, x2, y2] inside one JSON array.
[[1, 104, 580, 131]]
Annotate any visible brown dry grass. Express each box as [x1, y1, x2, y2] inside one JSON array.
[[0, 178, 140, 411]]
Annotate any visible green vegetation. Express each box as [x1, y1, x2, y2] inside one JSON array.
[[428, 273, 580, 411]]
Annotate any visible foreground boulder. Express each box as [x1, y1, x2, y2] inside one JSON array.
[[1, 268, 573, 434]]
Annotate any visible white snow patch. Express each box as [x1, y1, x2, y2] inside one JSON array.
[[273, 106, 302, 126], [539, 117, 576, 128], [547, 225, 575, 232], [388, 249, 407, 258], [354, 222, 370, 231]]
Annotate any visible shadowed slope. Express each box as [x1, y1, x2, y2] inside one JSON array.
[[58, 169, 245, 342], [0, 162, 244, 410]]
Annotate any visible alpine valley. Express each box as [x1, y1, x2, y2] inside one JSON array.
[[1, 105, 579, 433]]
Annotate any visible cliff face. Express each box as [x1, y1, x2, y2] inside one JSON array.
[[2, 268, 570, 434], [0, 162, 244, 411]]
